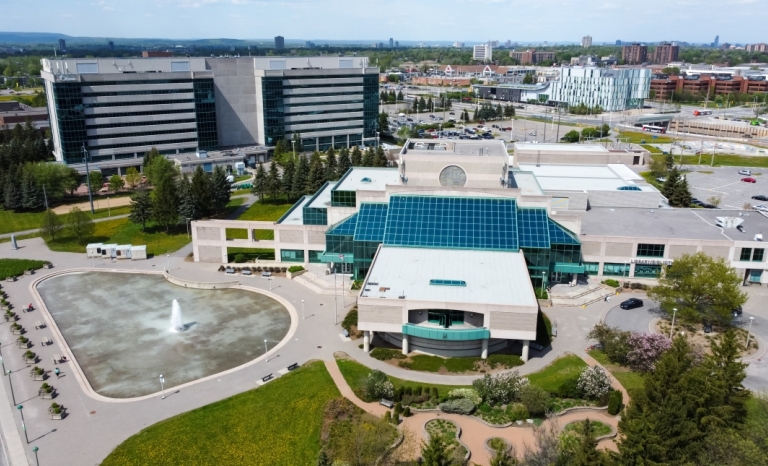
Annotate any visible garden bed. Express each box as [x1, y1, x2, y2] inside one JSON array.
[[655, 319, 758, 358], [563, 419, 615, 439], [424, 419, 469, 463]]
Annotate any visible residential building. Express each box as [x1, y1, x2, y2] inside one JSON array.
[[395, 41, 399, 48], [274, 36, 285, 50], [142, 51, 172, 57], [746, 43, 768, 52], [40, 56, 379, 172], [650, 73, 768, 101], [615, 40, 622, 46], [509, 49, 556, 65], [389, 38, 394, 48], [570, 55, 598, 66], [108, 41, 114, 51], [473, 66, 651, 112], [305, 41, 315, 48], [622, 43, 648, 65], [453, 42, 465, 48], [653, 42, 680, 64], [473, 43, 493, 62], [582, 35, 592, 48], [58, 39, 66, 52]]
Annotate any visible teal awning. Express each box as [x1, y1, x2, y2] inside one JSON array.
[[319, 253, 354, 264], [402, 324, 489, 341], [553, 262, 585, 274]]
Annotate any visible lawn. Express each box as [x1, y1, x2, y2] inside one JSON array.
[[640, 144, 663, 154], [526, 354, 588, 393], [0, 259, 46, 280], [618, 131, 673, 144], [101, 361, 340, 466], [235, 200, 293, 222], [0, 205, 131, 236], [397, 354, 522, 373], [564, 420, 613, 437], [336, 357, 466, 399], [587, 350, 645, 396]]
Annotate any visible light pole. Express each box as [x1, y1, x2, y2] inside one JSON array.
[[0, 356, 4, 378], [669, 308, 677, 339], [166, 254, 170, 272], [302, 299, 305, 320], [17, 405, 28, 444], [186, 218, 191, 239], [540, 271, 547, 297], [32, 446, 39, 466], [746, 316, 755, 348], [7, 369, 15, 405], [82, 144, 95, 214], [159, 374, 165, 399], [291, 139, 296, 161], [376, 131, 380, 148], [623, 261, 628, 286], [106, 196, 110, 217], [264, 339, 269, 362]]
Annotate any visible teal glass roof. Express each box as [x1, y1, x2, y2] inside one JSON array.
[[383, 196, 519, 251], [517, 208, 550, 249], [548, 219, 580, 245], [353, 203, 389, 242], [429, 279, 467, 286], [327, 214, 358, 236]]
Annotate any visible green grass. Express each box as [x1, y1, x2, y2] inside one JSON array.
[[678, 153, 768, 168], [396, 353, 523, 374], [101, 361, 340, 466], [640, 144, 663, 154], [226, 248, 275, 262], [234, 174, 251, 182], [0, 205, 132, 236], [0, 259, 46, 280], [336, 357, 466, 399], [564, 420, 612, 437], [618, 131, 673, 144], [527, 354, 588, 393], [235, 200, 293, 222], [588, 349, 645, 396]]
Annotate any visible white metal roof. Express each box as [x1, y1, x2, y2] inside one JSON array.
[[278, 196, 312, 225], [363, 246, 538, 310], [518, 164, 658, 192], [335, 167, 400, 192], [307, 181, 338, 209], [514, 142, 609, 153]]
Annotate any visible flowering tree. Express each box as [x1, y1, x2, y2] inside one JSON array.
[[626, 332, 673, 373], [363, 370, 394, 401], [447, 388, 482, 406], [577, 366, 612, 400], [472, 371, 530, 405]]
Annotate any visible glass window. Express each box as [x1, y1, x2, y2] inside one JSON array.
[[308, 250, 324, 263], [583, 262, 599, 275], [280, 249, 305, 262], [517, 208, 550, 249], [636, 243, 665, 258], [603, 263, 630, 276], [749, 270, 762, 283], [331, 190, 356, 207], [353, 203, 388, 242], [426, 310, 465, 327], [634, 264, 662, 278], [740, 248, 753, 261], [752, 248, 764, 262]]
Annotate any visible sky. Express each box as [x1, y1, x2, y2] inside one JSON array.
[[1, 0, 767, 44]]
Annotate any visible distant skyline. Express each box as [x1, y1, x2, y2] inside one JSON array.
[[0, 0, 767, 44]]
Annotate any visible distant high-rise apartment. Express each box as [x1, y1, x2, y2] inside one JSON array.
[[582, 35, 592, 48], [713, 35, 720, 48], [473, 43, 493, 62], [395, 41, 399, 48], [107, 40, 114, 50], [58, 39, 66, 51], [652, 42, 679, 64], [389, 38, 394, 48], [622, 43, 648, 65], [509, 49, 555, 65], [453, 42, 465, 48], [274, 36, 285, 50], [505, 40, 512, 47], [746, 43, 768, 52], [615, 40, 622, 46]]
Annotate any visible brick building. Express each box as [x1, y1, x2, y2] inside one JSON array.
[[509, 49, 556, 65], [621, 44, 648, 65], [650, 74, 768, 100], [652, 42, 680, 64]]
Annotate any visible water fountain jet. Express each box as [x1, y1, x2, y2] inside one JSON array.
[[170, 299, 186, 332]]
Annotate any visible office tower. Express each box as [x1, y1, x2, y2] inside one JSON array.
[[58, 39, 66, 51], [274, 36, 285, 50], [582, 35, 592, 48], [389, 38, 393, 48], [473, 43, 493, 62]]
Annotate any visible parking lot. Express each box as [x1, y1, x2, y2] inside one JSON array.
[[682, 166, 768, 210]]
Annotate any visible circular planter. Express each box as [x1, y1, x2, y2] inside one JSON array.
[[484, 437, 513, 456]]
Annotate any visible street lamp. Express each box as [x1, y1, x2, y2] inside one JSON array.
[[166, 254, 170, 272], [264, 339, 269, 362], [32, 446, 39, 466], [7, 369, 15, 405], [376, 131, 380, 148], [302, 299, 305, 320], [669, 308, 678, 338], [159, 374, 165, 399], [746, 316, 755, 347], [540, 271, 547, 297], [17, 405, 28, 444]]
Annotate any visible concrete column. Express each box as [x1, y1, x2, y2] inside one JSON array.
[[363, 331, 370, 353], [481, 338, 489, 359], [521, 340, 530, 362], [402, 335, 409, 355]]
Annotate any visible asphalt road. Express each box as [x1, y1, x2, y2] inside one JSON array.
[[603, 295, 660, 334]]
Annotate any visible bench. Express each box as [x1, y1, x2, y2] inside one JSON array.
[[261, 272, 272, 278], [35, 321, 45, 329], [225, 267, 235, 274], [342, 329, 350, 338], [52, 354, 62, 364], [262, 374, 273, 382], [287, 363, 299, 371], [41, 337, 52, 346], [379, 399, 394, 409]]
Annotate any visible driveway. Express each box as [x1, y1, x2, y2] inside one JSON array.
[[603, 294, 659, 334]]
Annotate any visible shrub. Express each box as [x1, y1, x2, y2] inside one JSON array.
[[255, 266, 262, 272], [287, 265, 304, 273], [394, 402, 402, 414], [363, 370, 394, 401], [50, 402, 61, 414], [556, 375, 584, 399], [430, 387, 438, 399], [577, 366, 612, 400], [394, 387, 404, 402], [626, 332, 672, 373], [507, 403, 530, 421], [447, 388, 482, 406], [438, 398, 476, 415], [392, 412, 400, 425], [341, 308, 358, 336], [370, 348, 406, 361], [402, 406, 411, 417], [587, 324, 631, 365], [603, 279, 620, 288], [218, 265, 225, 272], [607, 390, 623, 415], [280, 267, 287, 273], [382, 411, 391, 423], [519, 384, 550, 416], [24, 350, 36, 360], [233, 254, 246, 263], [404, 386, 412, 396], [472, 371, 530, 405]]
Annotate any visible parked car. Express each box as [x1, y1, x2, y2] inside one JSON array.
[[752, 195, 768, 201], [733, 305, 743, 317], [449, 111, 455, 115], [742, 177, 757, 183], [656, 177, 667, 183], [492, 124, 499, 128], [620, 298, 644, 310], [739, 170, 752, 176], [528, 132, 537, 136]]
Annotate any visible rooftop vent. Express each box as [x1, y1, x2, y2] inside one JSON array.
[[361, 177, 372, 183], [754, 233, 763, 241], [429, 279, 467, 287], [715, 216, 744, 229], [195, 150, 208, 158]]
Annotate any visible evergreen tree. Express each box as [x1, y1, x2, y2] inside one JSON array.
[[152, 169, 180, 232], [418, 96, 427, 112], [361, 147, 374, 167], [700, 330, 749, 427], [374, 146, 388, 167], [190, 166, 213, 218], [142, 147, 161, 173], [316, 449, 332, 466], [273, 139, 286, 164], [325, 148, 338, 181], [427, 96, 433, 112], [40, 209, 63, 241], [661, 167, 680, 200], [421, 435, 451, 466], [571, 419, 605, 466], [177, 173, 199, 221], [305, 151, 325, 195], [210, 165, 231, 216], [266, 161, 281, 200], [129, 189, 153, 231], [665, 153, 675, 170], [292, 156, 309, 201], [281, 159, 295, 199], [292, 132, 304, 154], [21, 170, 44, 211], [351, 146, 362, 166], [252, 163, 267, 201], [670, 175, 692, 207], [397, 90, 404, 101], [338, 147, 352, 177], [66, 206, 95, 244], [412, 98, 418, 112]]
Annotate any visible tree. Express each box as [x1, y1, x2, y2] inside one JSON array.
[[292, 132, 304, 155], [142, 148, 161, 179], [66, 206, 95, 244], [648, 252, 746, 324], [707, 195, 722, 208], [397, 90, 404, 101], [88, 170, 103, 195], [63, 167, 81, 196], [418, 96, 427, 112], [361, 147, 374, 167], [40, 209, 63, 241], [351, 146, 362, 166], [378, 112, 389, 134], [144, 150, 174, 186], [661, 166, 680, 200], [577, 366, 612, 400], [626, 332, 672, 373], [523, 72, 535, 84], [152, 169, 180, 232], [561, 130, 580, 143], [177, 173, 198, 222], [21, 170, 44, 211], [129, 189, 153, 231], [210, 166, 231, 216], [664, 153, 674, 170], [669, 174, 692, 207], [125, 167, 141, 190], [291, 156, 309, 201], [373, 146, 388, 167], [266, 161, 281, 200], [325, 148, 338, 181], [252, 163, 267, 201], [281, 159, 295, 199], [338, 148, 352, 177], [190, 166, 213, 218], [421, 435, 451, 466], [316, 450, 332, 466], [571, 419, 607, 466], [305, 152, 325, 194], [490, 443, 514, 466], [504, 105, 515, 119], [108, 174, 124, 193]]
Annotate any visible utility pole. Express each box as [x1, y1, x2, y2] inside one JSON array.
[[82, 144, 95, 214]]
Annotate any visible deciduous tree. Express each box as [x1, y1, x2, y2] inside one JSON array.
[[88, 170, 103, 195], [40, 209, 63, 241], [129, 189, 153, 231], [108, 174, 124, 193], [66, 206, 95, 244], [125, 167, 141, 189]]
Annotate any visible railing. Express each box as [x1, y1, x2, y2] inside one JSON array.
[[402, 323, 489, 341]]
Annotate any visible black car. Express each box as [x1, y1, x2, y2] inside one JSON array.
[[620, 298, 644, 310], [752, 195, 768, 201], [701, 202, 716, 209], [733, 305, 743, 317]]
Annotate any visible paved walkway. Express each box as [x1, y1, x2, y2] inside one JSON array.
[[50, 196, 132, 215]]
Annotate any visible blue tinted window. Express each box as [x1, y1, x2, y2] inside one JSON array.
[[328, 214, 358, 236], [517, 208, 550, 248], [429, 279, 467, 286], [548, 219, 580, 245], [354, 203, 388, 242]]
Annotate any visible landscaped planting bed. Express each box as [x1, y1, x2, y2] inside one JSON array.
[[564, 419, 613, 437], [425, 419, 468, 460], [0, 259, 46, 280]]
